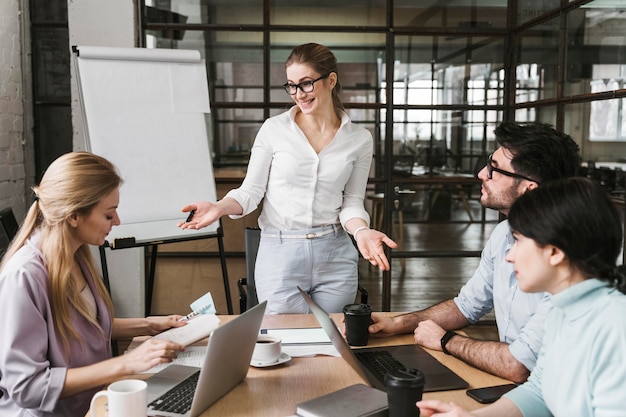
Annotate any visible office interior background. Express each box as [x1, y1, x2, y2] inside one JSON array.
[[1, 0, 625, 315]]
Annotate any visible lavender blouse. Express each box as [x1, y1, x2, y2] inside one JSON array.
[[0, 232, 113, 416]]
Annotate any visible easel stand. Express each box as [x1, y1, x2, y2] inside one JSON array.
[[99, 226, 233, 317]]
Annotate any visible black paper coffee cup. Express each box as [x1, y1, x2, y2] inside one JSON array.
[[385, 367, 425, 417], [343, 303, 372, 346]]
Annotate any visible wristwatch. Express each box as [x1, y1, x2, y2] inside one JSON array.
[[440, 330, 457, 355]]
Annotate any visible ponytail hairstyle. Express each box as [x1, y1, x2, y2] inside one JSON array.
[[1, 152, 121, 353], [508, 177, 625, 294], [285, 43, 345, 118]]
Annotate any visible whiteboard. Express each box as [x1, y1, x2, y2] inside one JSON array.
[[73, 45, 219, 245]]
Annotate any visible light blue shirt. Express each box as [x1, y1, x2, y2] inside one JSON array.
[[505, 279, 626, 417], [225, 106, 372, 231], [454, 220, 551, 371]]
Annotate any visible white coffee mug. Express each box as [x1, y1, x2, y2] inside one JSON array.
[[89, 378, 147, 417], [251, 335, 282, 365]]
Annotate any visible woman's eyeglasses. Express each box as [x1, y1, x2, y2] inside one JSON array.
[[486, 154, 538, 184], [282, 73, 330, 95]]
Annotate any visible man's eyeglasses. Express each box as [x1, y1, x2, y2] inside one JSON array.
[[282, 73, 330, 95], [486, 154, 538, 184]]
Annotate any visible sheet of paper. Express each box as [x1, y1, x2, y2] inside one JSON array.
[[261, 327, 331, 345], [260, 328, 339, 357], [282, 344, 340, 358], [128, 346, 208, 374], [152, 314, 220, 346]]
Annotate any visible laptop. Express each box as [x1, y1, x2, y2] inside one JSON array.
[[298, 287, 468, 392], [146, 301, 267, 417]]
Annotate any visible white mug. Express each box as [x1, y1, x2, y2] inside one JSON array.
[[89, 378, 147, 417], [251, 335, 282, 365]]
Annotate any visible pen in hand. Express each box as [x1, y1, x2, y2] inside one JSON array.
[[185, 209, 196, 223], [178, 303, 212, 322]]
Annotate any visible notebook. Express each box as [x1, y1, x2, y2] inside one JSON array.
[[146, 301, 267, 417], [298, 287, 468, 392]]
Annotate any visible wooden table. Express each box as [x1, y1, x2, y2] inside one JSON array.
[[92, 313, 510, 417]]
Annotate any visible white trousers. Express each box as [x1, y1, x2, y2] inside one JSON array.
[[255, 225, 358, 314]]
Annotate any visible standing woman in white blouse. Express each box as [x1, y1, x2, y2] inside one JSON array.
[[180, 43, 396, 314]]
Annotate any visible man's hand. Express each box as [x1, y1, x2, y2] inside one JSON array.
[[368, 312, 403, 337], [413, 319, 447, 351]]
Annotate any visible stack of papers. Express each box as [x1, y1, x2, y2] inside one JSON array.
[[261, 328, 339, 357]]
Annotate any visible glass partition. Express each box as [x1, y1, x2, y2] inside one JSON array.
[[394, 0, 508, 29], [270, 0, 387, 27], [516, 15, 560, 103]]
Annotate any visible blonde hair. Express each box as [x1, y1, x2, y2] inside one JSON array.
[[1, 152, 120, 353]]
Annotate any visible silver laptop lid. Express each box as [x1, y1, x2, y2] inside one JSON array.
[[188, 300, 267, 416], [297, 286, 376, 387]]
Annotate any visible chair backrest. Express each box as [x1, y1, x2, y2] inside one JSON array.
[[0, 208, 19, 259], [244, 227, 261, 310], [0, 221, 10, 259], [0, 208, 19, 240]]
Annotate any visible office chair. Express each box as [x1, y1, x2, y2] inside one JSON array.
[[0, 207, 19, 241], [0, 207, 19, 258], [237, 227, 369, 313], [0, 217, 11, 258], [237, 227, 261, 313]]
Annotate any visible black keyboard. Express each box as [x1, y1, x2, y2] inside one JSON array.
[[148, 371, 200, 414], [354, 350, 404, 382]]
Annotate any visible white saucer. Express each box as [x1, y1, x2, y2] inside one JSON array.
[[250, 352, 291, 368]]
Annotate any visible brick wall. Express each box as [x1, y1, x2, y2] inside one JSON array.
[[0, 0, 27, 221]]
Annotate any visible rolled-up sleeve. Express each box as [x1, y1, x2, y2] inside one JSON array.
[[507, 293, 551, 371], [453, 233, 498, 323], [454, 220, 549, 372]]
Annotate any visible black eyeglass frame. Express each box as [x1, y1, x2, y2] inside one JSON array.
[[486, 154, 539, 184], [282, 73, 330, 95]]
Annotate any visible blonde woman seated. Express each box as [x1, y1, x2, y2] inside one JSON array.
[[0, 152, 186, 416]]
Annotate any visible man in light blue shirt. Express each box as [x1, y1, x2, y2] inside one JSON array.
[[369, 122, 581, 382]]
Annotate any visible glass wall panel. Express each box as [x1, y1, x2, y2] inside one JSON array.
[[214, 108, 264, 166], [589, 94, 623, 141], [394, 36, 506, 106], [270, 0, 387, 27], [565, 5, 626, 97], [516, 0, 561, 26], [394, 0, 508, 29], [563, 102, 588, 158], [516, 105, 557, 126], [516, 15, 560, 103], [389, 109, 498, 174], [564, 102, 626, 164], [144, 0, 263, 25]]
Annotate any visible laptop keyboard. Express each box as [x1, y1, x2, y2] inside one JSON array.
[[353, 350, 405, 382], [148, 371, 200, 414]]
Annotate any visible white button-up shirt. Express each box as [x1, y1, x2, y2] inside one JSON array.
[[226, 106, 372, 231]]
